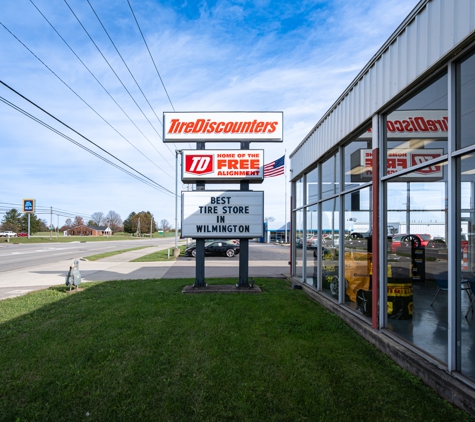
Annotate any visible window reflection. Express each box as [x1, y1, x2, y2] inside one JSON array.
[[320, 198, 340, 300], [344, 135, 372, 189], [343, 188, 372, 317], [460, 154, 475, 380], [321, 152, 340, 199], [385, 74, 448, 177], [295, 209, 303, 279], [386, 161, 448, 364]]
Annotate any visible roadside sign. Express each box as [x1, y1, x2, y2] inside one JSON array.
[[181, 191, 264, 238], [182, 149, 264, 183], [163, 112, 283, 142], [22, 199, 35, 213]]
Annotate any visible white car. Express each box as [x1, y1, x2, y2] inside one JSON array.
[[0, 231, 17, 237]]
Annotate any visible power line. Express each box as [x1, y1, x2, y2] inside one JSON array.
[[63, 0, 175, 169], [126, 0, 194, 151], [28, 0, 175, 175], [0, 21, 175, 177], [0, 82, 175, 196], [86, 0, 179, 156], [126, 0, 175, 112]]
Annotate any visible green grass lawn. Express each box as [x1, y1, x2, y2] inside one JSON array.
[[132, 245, 187, 262], [84, 246, 151, 261], [3, 232, 177, 244], [0, 278, 471, 421]]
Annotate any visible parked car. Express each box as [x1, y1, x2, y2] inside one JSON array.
[[390, 234, 407, 253], [392, 233, 432, 252], [401, 234, 432, 248], [185, 240, 240, 258], [17, 232, 28, 237], [427, 238, 447, 249], [0, 231, 17, 237]]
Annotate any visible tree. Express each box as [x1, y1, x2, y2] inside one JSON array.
[[1, 209, 22, 231], [91, 212, 105, 226], [18, 213, 43, 234], [123, 212, 136, 233], [72, 216, 85, 227], [106, 210, 123, 232], [123, 211, 156, 235], [65, 218, 73, 228], [160, 219, 171, 232], [87, 220, 95, 227]]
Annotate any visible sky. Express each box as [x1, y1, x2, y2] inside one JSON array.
[[0, 0, 420, 230]]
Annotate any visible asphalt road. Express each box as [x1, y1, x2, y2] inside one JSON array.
[[0, 237, 180, 272], [0, 238, 291, 273]]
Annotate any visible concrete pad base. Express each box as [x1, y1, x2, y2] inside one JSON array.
[[182, 284, 262, 294]]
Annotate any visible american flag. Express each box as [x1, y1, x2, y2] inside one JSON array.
[[264, 155, 285, 177]]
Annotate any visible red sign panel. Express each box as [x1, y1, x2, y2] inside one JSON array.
[[184, 154, 213, 175], [181, 150, 264, 183]]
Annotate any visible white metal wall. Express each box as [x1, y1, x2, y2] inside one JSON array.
[[290, 0, 475, 180]]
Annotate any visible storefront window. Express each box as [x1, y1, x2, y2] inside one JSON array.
[[306, 166, 319, 205], [321, 152, 340, 199], [459, 154, 475, 380], [343, 188, 372, 317], [458, 52, 475, 150], [385, 73, 448, 177], [295, 209, 304, 279], [386, 161, 448, 364], [321, 198, 340, 300], [306, 204, 318, 287], [344, 133, 372, 191], [295, 177, 304, 209]]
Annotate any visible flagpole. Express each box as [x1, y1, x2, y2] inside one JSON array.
[[284, 149, 287, 243]]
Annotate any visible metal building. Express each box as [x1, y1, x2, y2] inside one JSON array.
[[289, 0, 475, 415]]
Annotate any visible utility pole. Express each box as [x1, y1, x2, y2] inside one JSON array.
[[137, 218, 141, 237], [150, 218, 152, 239], [50, 206, 52, 241]]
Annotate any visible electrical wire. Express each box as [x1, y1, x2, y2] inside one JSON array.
[[86, 0, 178, 156], [63, 0, 175, 169], [28, 0, 175, 175], [0, 83, 175, 196], [0, 21, 175, 177], [126, 0, 194, 150], [126, 0, 175, 112]]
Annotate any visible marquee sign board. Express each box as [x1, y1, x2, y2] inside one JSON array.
[[182, 149, 264, 183], [181, 191, 264, 238], [163, 112, 283, 142]]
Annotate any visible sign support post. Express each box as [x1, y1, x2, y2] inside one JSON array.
[[238, 141, 250, 288], [194, 142, 207, 288]]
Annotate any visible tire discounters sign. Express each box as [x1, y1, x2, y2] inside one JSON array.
[[182, 191, 264, 238], [182, 149, 264, 183], [163, 112, 283, 142]]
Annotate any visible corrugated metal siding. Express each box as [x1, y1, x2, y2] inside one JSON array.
[[290, 0, 475, 180]]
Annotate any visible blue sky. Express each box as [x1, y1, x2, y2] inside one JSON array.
[[0, 0, 419, 230]]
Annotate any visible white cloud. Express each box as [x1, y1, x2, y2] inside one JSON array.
[[0, 0, 419, 228]]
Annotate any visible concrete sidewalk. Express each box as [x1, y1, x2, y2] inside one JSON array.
[[0, 246, 290, 300]]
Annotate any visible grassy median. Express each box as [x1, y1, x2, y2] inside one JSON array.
[[0, 278, 471, 421]]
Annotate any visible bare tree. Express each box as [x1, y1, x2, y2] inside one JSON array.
[[106, 210, 123, 232], [65, 218, 73, 227], [72, 216, 84, 227], [91, 212, 105, 226], [160, 219, 171, 232]]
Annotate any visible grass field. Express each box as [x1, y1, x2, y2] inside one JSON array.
[[83, 246, 151, 261], [2, 232, 176, 244], [0, 278, 471, 421]]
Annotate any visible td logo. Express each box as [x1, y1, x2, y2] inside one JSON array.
[[185, 154, 213, 175]]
